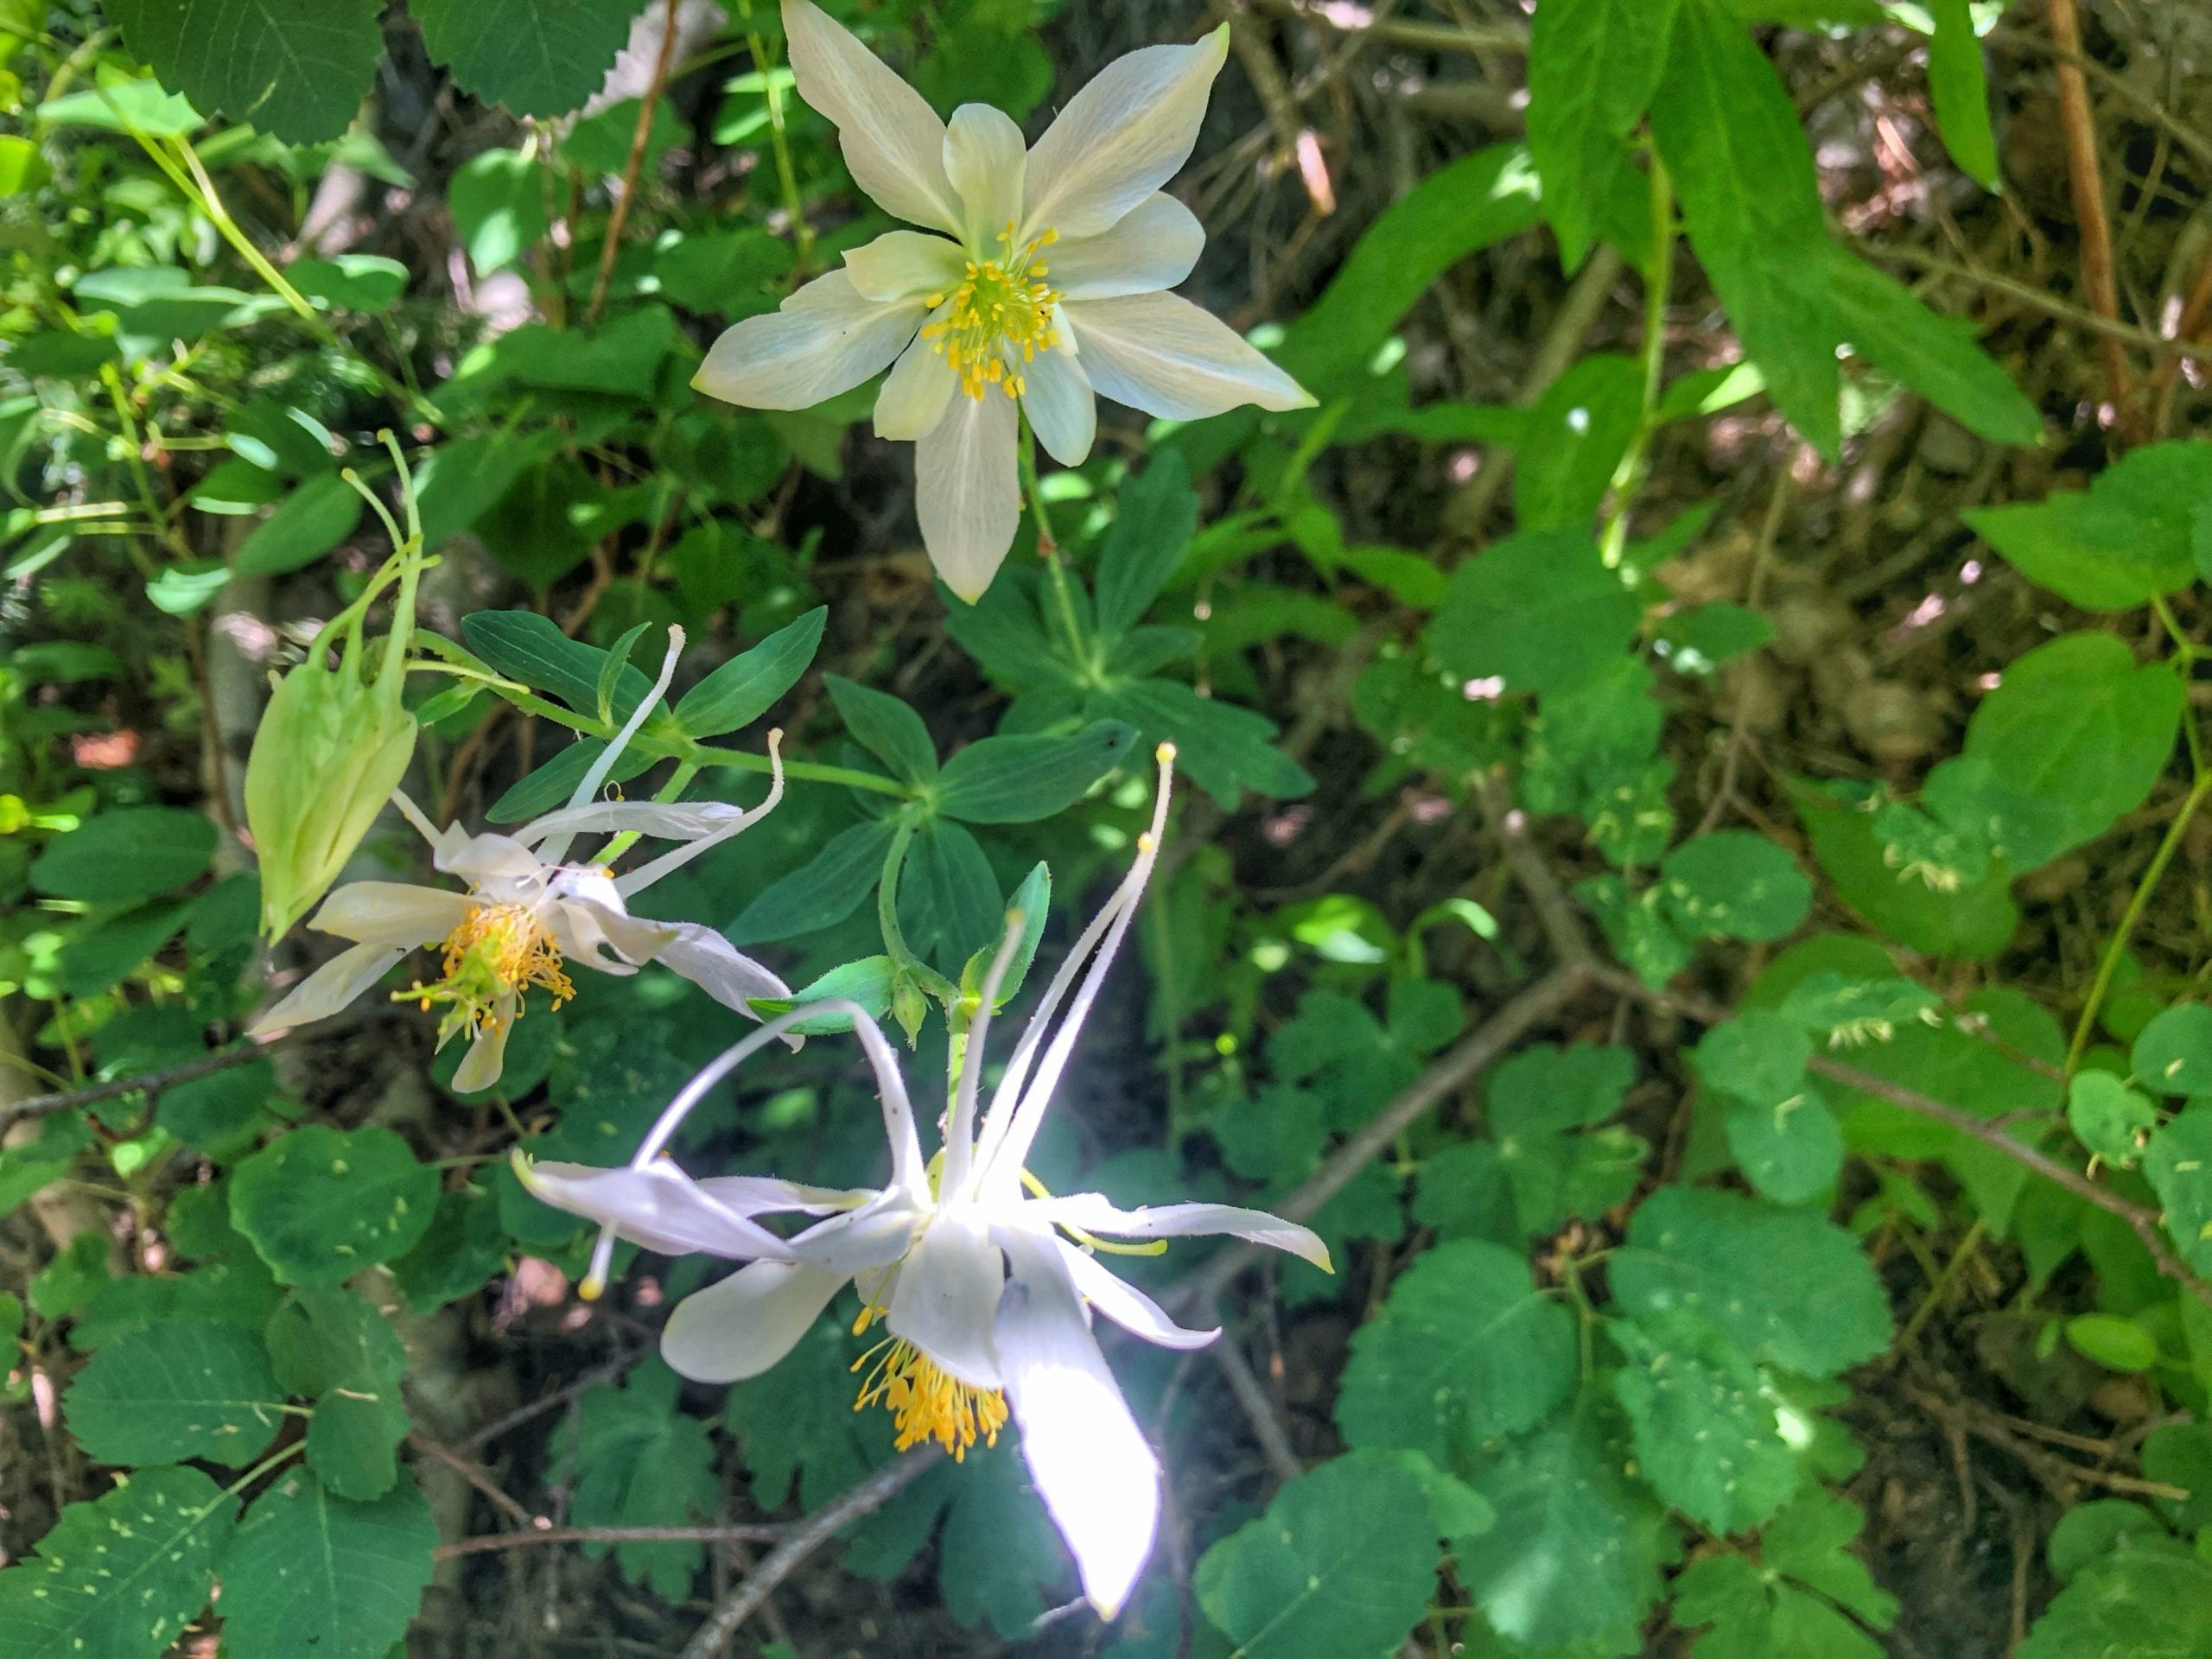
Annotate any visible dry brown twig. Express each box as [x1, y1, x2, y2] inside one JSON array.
[[2043, 0, 2139, 437], [586, 0, 683, 326]]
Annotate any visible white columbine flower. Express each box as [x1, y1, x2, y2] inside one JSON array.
[[693, 0, 1316, 601], [254, 629, 793, 1091], [516, 744, 1326, 1618]]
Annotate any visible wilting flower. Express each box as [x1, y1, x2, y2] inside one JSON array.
[[247, 548, 423, 942], [695, 0, 1315, 601], [517, 745, 1327, 1617], [255, 629, 792, 1090]]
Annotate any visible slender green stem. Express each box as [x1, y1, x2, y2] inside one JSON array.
[[2069, 770, 2212, 1070], [1886, 1218, 1985, 1365], [1599, 151, 1674, 569], [1019, 416, 1096, 677], [737, 0, 813, 276]]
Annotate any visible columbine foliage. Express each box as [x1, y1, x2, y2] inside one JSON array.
[[4, 1, 2210, 1656]]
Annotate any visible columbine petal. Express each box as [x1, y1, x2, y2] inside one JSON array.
[[663, 1260, 852, 1383], [696, 1175, 871, 1217], [449, 1000, 514, 1092], [995, 1224, 1160, 1619], [843, 229, 967, 302], [653, 923, 796, 1023], [513, 799, 750, 847], [253, 941, 405, 1033], [694, 270, 924, 412], [887, 1211, 1005, 1389], [308, 881, 474, 947], [1021, 27, 1229, 240], [783, 1199, 925, 1274], [1033, 1193, 1333, 1273], [548, 879, 680, 973], [1061, 291, 1314, 421], [1020, 340, 1096, 467], [944, 103, 1027, 249], [1048, 193, 1205, 301], [915, 385, 1020, 602], [1058, 1243, 1220, 1351], [516, 1158, 798, 1261], [782, 0, 963, 234], [875, 331, 960, 442]]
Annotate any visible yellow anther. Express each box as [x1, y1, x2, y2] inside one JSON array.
[[398, 901, 573, 1047], [849, 1304, 1007, 1459], [932, 221, 1063, 401]]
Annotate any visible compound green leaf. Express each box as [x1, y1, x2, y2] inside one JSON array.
[[728, 817, 898, 945], [230, 1124, 438, 1286], [218, 1469, 436, 1659], [671, 606, 827, 736], [1526, 0, 1681, 267], [1659, 830, 1811, 943], [1095, 450, 1200, 638], [1428, 528, 1640, 696], [936, 721, 1139, 823], [2145, 1106, 2212, 1277], [824, 674, 939, 784], [266, 1286, 410, 1500], [2018, 1536, 2212, 1659], [106, 0, 378, 143], [1823, 245, 2037, 445], [2068, 1072, 2158, 1168], [1610, 1187, 1891, 1376], [1195, 1451, 1450, 1659], [2134, 1004, 2212, 1096], [0, 1465, 234, 1659], [413, 0, 640, 118], [1337, 1241, 1576, 1459], [1611, 1318, 1800, 1534], [233, 471, 363, 575], [1926, 0, 1999, 188], [65, 1318, 283, 1468], [1515, 353, 1645, 531], [31, 806, 216, 902], [564, 1359, 720, 1600]]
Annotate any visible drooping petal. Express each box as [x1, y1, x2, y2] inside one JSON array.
[[1048, 194, 1205, 301], [995, 1224, 1160, 1619], [944, 103, 1027, 250], [307, 881, 473, 947], [518, 799, 750, 846], [1020, 340, 1096, 467], [783, 1198, 925, 1274], [548, 877, 681, 973], [843, 229, 966, 302], [1021, 28, 1229, 240], [696, 1175, 874, 1217], [663, 1260, 851, 1383], [252, 941, 405, 1033], [653, 923, 797, 1021], [887, 1212, 1006, 1389], [516, 1157, 799, 1260], [1033, 1193, 1333, 1273], [1057, 1243, 1220, 1351], [449, 1001, 514, 1092], [694, 270, 924, 412], [1061, 292, 1314, 420], [426, 825, 543, 889], [782, 0, 963, 234], [614, 734, 785, 899], [915, 386, 1020, 602], [875, 331, 960, 442]]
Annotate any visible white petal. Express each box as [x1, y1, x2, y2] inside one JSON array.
[[782, 0, 962, 234], [549, 881, 679, 973], [662, 1260, 850, 1383], [450, 1005, 513, 1093], [1033, 1193, 1333, 1273], [306, 881, 472, 947], [521, 800, 749, 845], [1048, 194, 1205, 301], [842, 229, 966, 302], [252, 941, 404, 1033], [944, 103, 1027, 249], [654, 923, 796, 1019], [1021, 28, 1229, 240], [1020, 340, 1096, 467], [915, 386, 1020, 602], [694, 270, 924, 411], [429, 826, 543, 887], [696, 1175, 874, 1217], [1058, 1243, 1219, 1351], [1062, 292, 1314, 421], [875, 331, 960, 442], [784, 1199, 924, 1274], [887, 1211, 1005, 1389], [995, 1224, 1159, 1619], [517, 1159, 798, 1259]]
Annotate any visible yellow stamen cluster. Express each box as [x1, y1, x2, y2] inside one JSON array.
[[402, 902, 574, 1042], [850, 1305, 1007, 1459], [920, 221, 1062, 401]]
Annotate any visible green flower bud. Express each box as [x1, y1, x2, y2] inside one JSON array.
[[247, 461, 428, 941]]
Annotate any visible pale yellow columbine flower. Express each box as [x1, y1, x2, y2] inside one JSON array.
[[253, 629, 792, 1091], [516, 746, 1330, 1618], [694, 0, 1315, 601]]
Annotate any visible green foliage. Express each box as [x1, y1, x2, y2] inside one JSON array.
[[218, 1470, 437, 1659], [64, 1317, 283, 1467], [229, 1125, 438, 1286], [563, 1359, 721, 1599]]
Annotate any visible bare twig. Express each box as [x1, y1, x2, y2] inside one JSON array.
[[2044, 0, 2137, 435], [678, 1449, 944, 1658], [1474, 769, 1593, 965], [435, 1522, 788, 1562], [452, 1348, 643, 1456], [1206, 1326, 1304, 1484], [410, 1432, 540, 1532], [586, 0, 683, 325], [1858, 243, 2212, 364]]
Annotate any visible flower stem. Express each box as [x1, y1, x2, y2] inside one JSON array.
[[1599, 150, 1674, 570], [737, 0, 814, 277], [2068, 768, 2212, 1071]]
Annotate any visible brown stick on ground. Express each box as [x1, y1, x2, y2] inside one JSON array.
[[2045, 0, 2138, 437], [586, 0, 683, 326]]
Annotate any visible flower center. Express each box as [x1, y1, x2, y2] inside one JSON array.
[[401, 902, 575, 1044], [849, 1305, 1007, 1460], [920, 221, 1062, 402]]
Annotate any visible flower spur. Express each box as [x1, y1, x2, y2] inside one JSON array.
[[254, 627, 794, 1090], [516, 744, 1328, 1617]]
